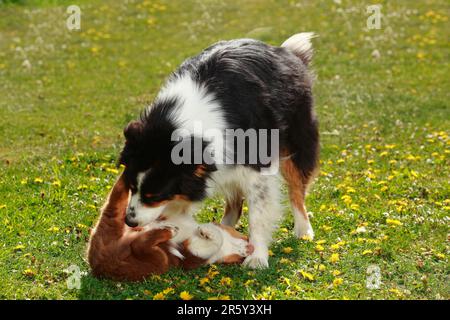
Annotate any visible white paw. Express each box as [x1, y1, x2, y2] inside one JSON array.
[[234, 239, 253, 257], [160, 223, 179, 237], [197, 224, 221, 243], [294, 220, 314, 240], [243, 252, 269, 269]]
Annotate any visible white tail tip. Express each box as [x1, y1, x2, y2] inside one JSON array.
[[281, 32, 316, 65]]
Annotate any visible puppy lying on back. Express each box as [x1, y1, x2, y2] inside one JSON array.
[[87, 174, 252, 281]]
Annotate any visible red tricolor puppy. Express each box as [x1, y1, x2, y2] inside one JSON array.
[[87, 174, 252, 281]]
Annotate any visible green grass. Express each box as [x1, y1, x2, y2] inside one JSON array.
[[0, 0, 449, 300]]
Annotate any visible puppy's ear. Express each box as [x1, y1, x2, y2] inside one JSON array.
[[124, 120, 143, 143]]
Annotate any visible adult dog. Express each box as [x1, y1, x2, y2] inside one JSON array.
[[119, 33, 319, 268]]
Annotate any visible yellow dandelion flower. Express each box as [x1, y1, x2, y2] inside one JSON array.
[[333, 277, 343, 286], [386, 218, 403, 226], [153, 292, 165, 300], [362, 250, 373, 255], [21, 178, 28, 185], [318, 264, 326, 271], [332, 270, 341, 276], [52, 180, 61, 187], [207, 266, 219, 279], [380, 151, 388, 157], [299, 270, 315, 281], [220, 277, 232, 286], [434, 253, 445, 260], [389, 288, 403, 297], [316, 239, 326, 245], [283, 247, 293, 254], [301, 234, 313, 241], [180, 291, 193, 300], [341, 195, 352, 205], [268, 249, 274, 257], [199, 277, 209, 286], [34, 177, 43, 183], [0, 204, 6, 209], [106, 168, 119, 174], [90, 46, 100, 54], [329, 253, 340, 263], [13, 244, 25, 251], [23, 269, 35, 277], [244, 279, 255, 286], [47, 226, 60, 233], [346, 187, 356, 193], [162, 287, 174, 295], [279, 258, 290, 264], [416, 52, 425, 60], [315, 244, 325, 252]]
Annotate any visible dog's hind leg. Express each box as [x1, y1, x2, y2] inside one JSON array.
[[281, 157, 316, 239]]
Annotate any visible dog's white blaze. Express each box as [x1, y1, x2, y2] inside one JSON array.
[[157, 74, 227, 134], [129, 171, 170, 226]]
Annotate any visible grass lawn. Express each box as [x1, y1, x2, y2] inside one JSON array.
[[0, 0, 448, 300]]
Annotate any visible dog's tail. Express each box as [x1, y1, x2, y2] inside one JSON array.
[[281, 32, 316, 65]]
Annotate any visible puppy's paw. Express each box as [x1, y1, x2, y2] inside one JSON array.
[[197, 224, 221, 244], [243, 252, 269, 269], [157, 224, 179, 238], [233, 240, 253, 258]]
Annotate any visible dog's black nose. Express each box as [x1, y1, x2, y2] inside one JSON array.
[[125, 214, 138, 228], [128, 207, 136, 218]]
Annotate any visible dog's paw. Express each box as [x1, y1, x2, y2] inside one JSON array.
[[233, 240, 254, 258], [294, 213, 314, 240], [158, 224, 179, 238], [243, 252, 269, 269], [197, 224, 221, 243], [294, 220, 314, 240]]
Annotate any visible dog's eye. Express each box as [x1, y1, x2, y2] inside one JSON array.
[[142, 193, 168, 203]]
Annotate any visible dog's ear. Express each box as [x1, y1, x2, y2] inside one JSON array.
[[124, 120, 143, 143]]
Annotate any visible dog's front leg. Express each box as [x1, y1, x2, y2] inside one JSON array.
[[243, 175, 282, 269]]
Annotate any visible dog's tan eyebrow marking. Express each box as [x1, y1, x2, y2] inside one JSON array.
[[142, 200, 169, 208]]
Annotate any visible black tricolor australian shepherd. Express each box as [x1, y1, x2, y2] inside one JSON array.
[[119, 33, 319, 268]]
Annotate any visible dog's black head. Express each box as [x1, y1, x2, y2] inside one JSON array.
[[119, 104, 216, 227]]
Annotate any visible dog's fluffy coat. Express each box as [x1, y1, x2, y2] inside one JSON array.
[[119, 33, 319, 268]]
